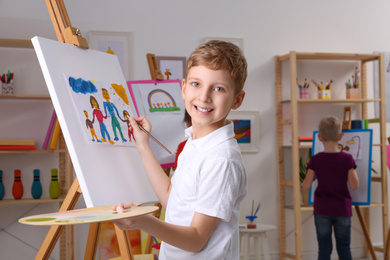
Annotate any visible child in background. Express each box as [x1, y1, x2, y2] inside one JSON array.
[[173, 110, 192, 170], [113, 40, 248, 259], [302, 115, 359, 260]]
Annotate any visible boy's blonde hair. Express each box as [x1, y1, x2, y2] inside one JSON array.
[[185, 40, 248, 94], [318, 116, 342, 141]]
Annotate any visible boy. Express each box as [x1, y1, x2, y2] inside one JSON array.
[[302, 116, 359, 260], [113, 40, 248, 259]]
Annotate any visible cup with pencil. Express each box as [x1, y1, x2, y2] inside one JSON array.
[[346, 67, 360, 99], [1, 70, 14, 94], [297, 78, 309, 99], [312, 79, 332, 99], [246, 201, 261, 229]]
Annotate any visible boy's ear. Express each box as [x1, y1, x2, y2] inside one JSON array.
[[231, 91, 245, 110], [181, 79, 186, 100], [338, 133, 343, 141], [317, 134, 323, 141]]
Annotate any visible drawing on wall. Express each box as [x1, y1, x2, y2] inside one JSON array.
[[231, 119, 251, 143], [128, 80, 186, 166], [137, 83, 182, 115], [156, 56, 186, 80], [64, 74, 137, 146], [227, 111, 259, 153]]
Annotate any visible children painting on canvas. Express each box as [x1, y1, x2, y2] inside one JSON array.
[[302, 115, 359, 260], [112, 40, 248, 259]]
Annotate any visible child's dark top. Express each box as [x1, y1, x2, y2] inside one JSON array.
[[308, 151, 357, 217]]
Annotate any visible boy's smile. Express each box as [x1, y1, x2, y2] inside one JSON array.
[[182, 65, 245, 139]]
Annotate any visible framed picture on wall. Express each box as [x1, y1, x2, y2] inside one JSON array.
[[156, 56, 186, 80], [88, 31, 133, 80], [203, 37, 244, 51], [227, 110, 259, 153]]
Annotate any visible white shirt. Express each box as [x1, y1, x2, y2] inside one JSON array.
[[159, 121, 247, 260]]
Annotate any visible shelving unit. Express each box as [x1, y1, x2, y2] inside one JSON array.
[[0, 38, 73, 260], [275, 51, 388, 259]]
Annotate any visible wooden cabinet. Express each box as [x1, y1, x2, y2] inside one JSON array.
[[0, 38, 73, 260], [275, 52, 388, 259]]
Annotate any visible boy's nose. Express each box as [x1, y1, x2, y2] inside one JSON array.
[[198, 88, 212, 102]]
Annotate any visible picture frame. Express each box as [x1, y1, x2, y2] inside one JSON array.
[[203, 37, 244, 51], [88, 31, 133, 80], [156, 56, 187, 80], [227, 110, 259, 153]]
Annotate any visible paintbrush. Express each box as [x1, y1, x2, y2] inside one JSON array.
[[138, 125, 172, 154]]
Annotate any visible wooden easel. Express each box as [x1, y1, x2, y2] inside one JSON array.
[[385, 137, 390, 260], [37, 1, 134, 259], [146, 53, 165, 80], [341, 106, 378, 259], [342, 106, 352, 130]]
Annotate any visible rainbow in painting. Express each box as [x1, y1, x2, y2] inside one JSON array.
[[147, 89, 181, 112], [232, 120, 251, 143]]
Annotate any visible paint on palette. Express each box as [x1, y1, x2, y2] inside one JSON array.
[[19, 205, 159, 226]]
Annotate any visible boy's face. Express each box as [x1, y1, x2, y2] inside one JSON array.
[[102, 90, 110, 101], [181, 65, 244, 138]]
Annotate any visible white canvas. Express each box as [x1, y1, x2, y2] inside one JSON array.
[[32, 36, 157, 207]]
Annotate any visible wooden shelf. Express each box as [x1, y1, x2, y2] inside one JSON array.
[[281, 98, 381, 103], [277, 52, 381, 62], [0, 37, 73, 260], [0, 94, 51, 100], [284, 203, 385, 211], [0, 197, 65, 206], [282, 144, 383, 149], [0, 39, 33, 49], [275, 51, 388, 259], [0, 149, 67, 154]]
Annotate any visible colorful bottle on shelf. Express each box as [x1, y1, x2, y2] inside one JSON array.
[[0, 170, 4, 200], [12, 169, 23, 199], [49, 168, 60, 199], [31, 169, 42, 199]]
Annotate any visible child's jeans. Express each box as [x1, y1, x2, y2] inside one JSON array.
[[314, 214, 352, 260]]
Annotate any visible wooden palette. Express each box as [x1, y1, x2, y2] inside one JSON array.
[[19, 205, 159, 226]]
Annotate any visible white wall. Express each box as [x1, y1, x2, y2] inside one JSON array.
[[1, 0, 390, 259]]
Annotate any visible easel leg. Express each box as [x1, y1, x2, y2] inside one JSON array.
[[114, 225, 134, 260], [355, 206, 377, 260], [84, 223, 101, 259], [145, 202, 162, 253], [385, 229, 390, 260], [35, 178, 82, 260]]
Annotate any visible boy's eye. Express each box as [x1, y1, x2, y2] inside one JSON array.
[[214, 87, 224, 92], [191, 82, 199, 87]]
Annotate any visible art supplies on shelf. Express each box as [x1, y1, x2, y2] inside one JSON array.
[[49, 119, 61, 150], [1, 70, 14, 94], [345, 67, 360, 99], [43, 111, 56, 149], [0, 139, 36, 150], [0, 145, 36, 151], [297, 78, 309, 99], [0, 139, 35, 146], [312, 79, 332, 99], [298, 136, 313, 145]]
